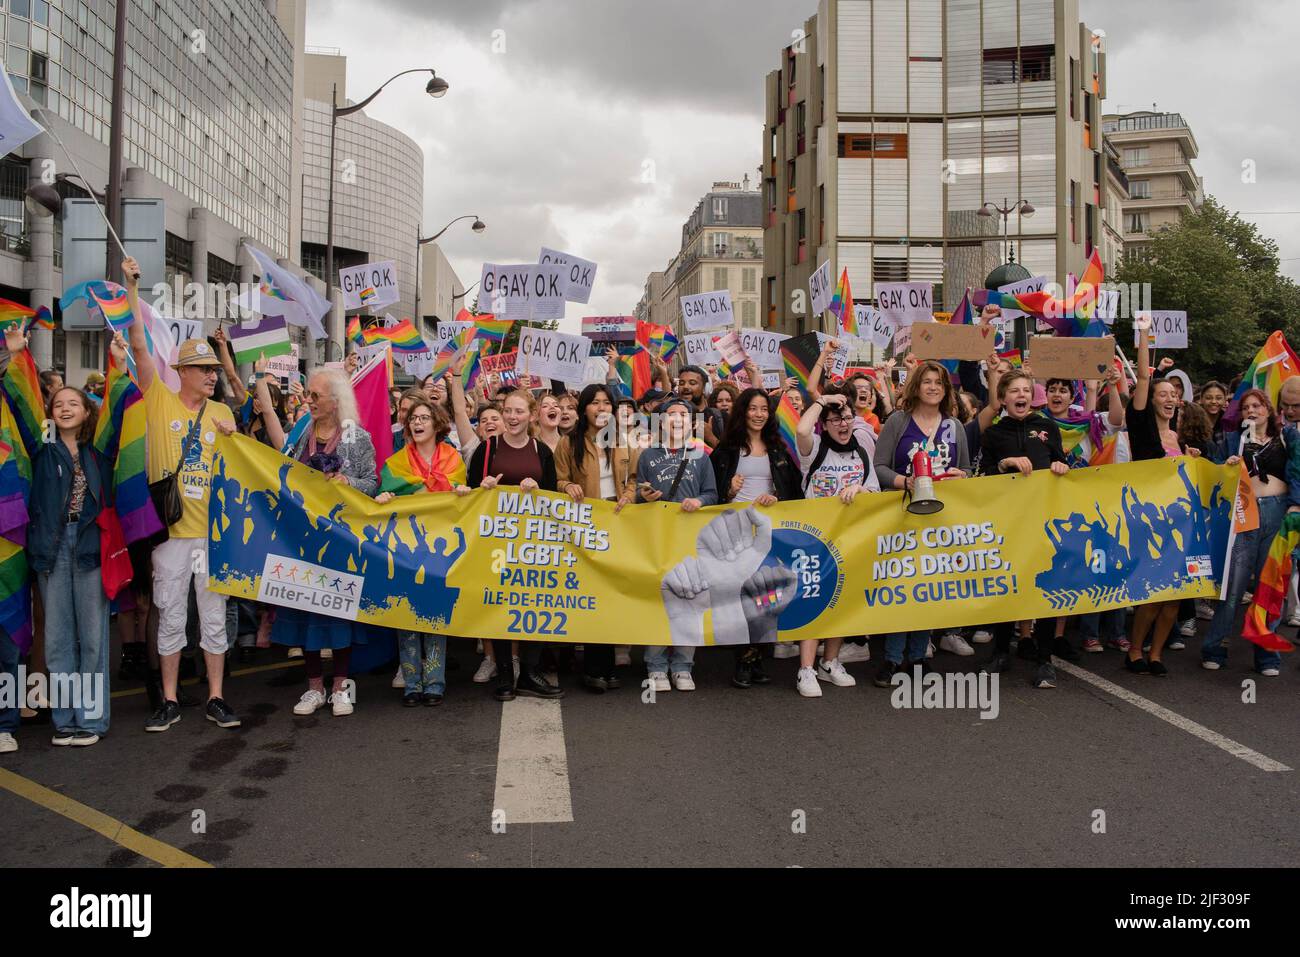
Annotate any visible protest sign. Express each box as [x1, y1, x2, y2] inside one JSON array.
[[518, 326, 591, 384], [1134, 311, 1188, 350], [581, 316, 637, 344], [211, 438, 1237, 645], [857, 304, 895, 350], [911, 323, 998, 362], [680, 291, 734, 332], [481, 264, 568, 321], [996, 275, 1048, 323], [875, 282, 934, 326], [740, 330, 789, 370], [539, 248, 598, 304], [683, 333, 722, 366], [810, 262, 834, 317], [1028, 336, 1117, 381], [434, 320, 475, 349], [339, 261, 400, 312]]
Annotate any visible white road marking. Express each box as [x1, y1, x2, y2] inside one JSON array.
[[1055, 660, 1292, 772], [494, 696, 574, 824]]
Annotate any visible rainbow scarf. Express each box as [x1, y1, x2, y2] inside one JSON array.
[[95, 350, 163, 544], [380, 442, 467, 496], [473, 315, 513, 355], [979, 250, 1104, 337], [830, 268, 854, 336], [1232, 331, 1300, 409], [776, 395, 800, 465], [1242, 511, 1300, 652]]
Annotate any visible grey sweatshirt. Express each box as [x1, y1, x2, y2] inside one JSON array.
[[636, 446, 719, 505]]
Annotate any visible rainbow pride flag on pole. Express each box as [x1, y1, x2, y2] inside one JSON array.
[[615, 347, 653, 400], [95, 349, 163, 544], [353, 318, 427, 354], [1242, 510, 1300, 652], [829, 269, 855, 337], [0, 297, 39, 330], [776, 395, 801, 465], [60, 281, 134, 332], [472, 315, 513, 355], [976, 249, 1105, 336]]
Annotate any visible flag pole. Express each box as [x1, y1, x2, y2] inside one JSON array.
[[33, 107, 129, 260]]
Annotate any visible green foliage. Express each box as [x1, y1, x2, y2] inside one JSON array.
[[1114, 196, 1300, 383]]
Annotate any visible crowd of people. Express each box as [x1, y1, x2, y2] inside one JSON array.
[[0, 261, 1294, 755]]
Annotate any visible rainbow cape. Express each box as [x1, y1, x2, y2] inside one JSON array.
[[1242, 510, 1300, 652], [94, 349, 163, 544], [776, 395, 800, 466], [977, 250, 1105, 337], [830, 268, 855, 337], [380, 442, 467, 496]]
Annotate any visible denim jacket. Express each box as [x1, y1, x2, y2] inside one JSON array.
[[28, 441, 113, 573]]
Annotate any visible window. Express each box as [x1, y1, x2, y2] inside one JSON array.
[[1070, 180, 1079, 243], [796, 101, 806, 154], [767, 277, 777, 324], [1129, 179, 1151, 199], [1126, 212, 1149, 233], [713, 197, 728, 221], [1123, 147, 1149, 168], [712, 232, 730, 256], [742, 301, 757, 327], [712, 267, 728, 291], [872, 257, 908, 283], [1069, 58, 1078, 118], [207, 253, 238, 285], [742, 268, 756, 293], [838, 133, 909, 159], [1021, 45, 1055, 82], [1085, 202, 1095, 253], [982, 47, 1018, 86], [795, 209, 806, 264], [80, 331, 101, 370], [165, 231, 193, 283]]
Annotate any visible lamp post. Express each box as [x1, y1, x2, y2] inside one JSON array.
[[413, 215, 485, 329], [978, 198, 1036, 352], [324, 68, 448, 323]]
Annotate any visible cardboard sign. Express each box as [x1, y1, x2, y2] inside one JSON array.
[[910, 323, 998, 362], [1134, 311, 1188, 350], [740, 329, 789, 370], [434, 320, 475, 348], [479, 350, 543, 390], [809, 261, 834, 317], [339, 261, 400, 311], [684, 333, 721, 366], [267, 343, 300, 382], [814, 332, 855, 379], [1029, 336, 1117, 381], [481, 264, 568, 322], [856, 304, 895, 350], [581, 316, 637, 344], [539, 248, 598, 305], [875, 282, 933, 326], [996, 275, 1048, 323], [893, 325, 913, 353], [518, 327, 591, 384], [680, 291, 734, 332]]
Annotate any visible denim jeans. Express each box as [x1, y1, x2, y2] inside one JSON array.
[[1204, 494, 1285, 672], [399, 633, 447, 695], [644, 646, 695, 674], [37, 522, 111, 734], [884, 631, 931, 665], [1078, 608, 1126, 642], [0, 624, 18, 734]]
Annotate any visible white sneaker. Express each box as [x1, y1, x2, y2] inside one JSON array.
[[796, 667, 823, 698], [1196, 600, 1215, 621], [925, 640, 935, 659], [837, 642, 871, 663], [293, 690, 327, 715], [671, 672, 696, 692], [1166, 638, 1186, 651], [1201, 661, 1221, 671], [1178, 619, 1196, 637], [512, 656, 520, 681], [1241, 592, 1253, 605], [648, 671, 670, 692], [1288, 612, 1300, 628], [391, 667, 405, 689], [817, 658, 856, 687], [971, 629, 993, 644], [1260, 667, 1281, 677], [615, 647, 632, 667], [473, 657, 498, 683], [0, 732, 15, 753], [772, 643, 800, 659], [938, 632, 975, 657], [330, 691, 354, 716], [287, 646, 303, 659]]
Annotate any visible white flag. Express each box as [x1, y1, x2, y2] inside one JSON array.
[[0, 64, 43, 155]]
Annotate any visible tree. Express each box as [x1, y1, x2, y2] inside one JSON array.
[[1114, 197, 1300, 383]]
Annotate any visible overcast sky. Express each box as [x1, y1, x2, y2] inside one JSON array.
[[306, 0, 1300, 327]]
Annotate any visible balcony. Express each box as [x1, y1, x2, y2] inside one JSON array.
[[1103, 112, 1190, 135], [1106, 155, 1129, 194]]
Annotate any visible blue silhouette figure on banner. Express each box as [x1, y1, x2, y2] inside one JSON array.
[[1036, 463, 1230, 611]]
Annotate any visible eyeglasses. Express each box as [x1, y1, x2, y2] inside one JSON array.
[[823, 408, 854, 422], [408, 414, 434, 425], [307, 391, 333, 402]]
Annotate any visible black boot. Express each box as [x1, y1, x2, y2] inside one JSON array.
[[516, 667, 564, 700], [118, 643, 146, 682], [145, 668, 164, 713]]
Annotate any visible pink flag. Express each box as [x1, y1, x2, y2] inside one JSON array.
[[351, 353, 392, 481]]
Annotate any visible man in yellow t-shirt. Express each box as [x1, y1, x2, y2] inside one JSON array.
[[124, 257, 241, 734]]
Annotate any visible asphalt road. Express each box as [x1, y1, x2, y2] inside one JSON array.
[[1, 620, 1296, 868]]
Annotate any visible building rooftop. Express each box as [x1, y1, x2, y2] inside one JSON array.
[[1101, 112, 1192, 135]]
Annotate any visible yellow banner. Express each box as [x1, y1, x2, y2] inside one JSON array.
[[207, 435, 1236, 646]]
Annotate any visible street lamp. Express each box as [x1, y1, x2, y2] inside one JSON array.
[[413, 216, 485, 326], [977, 198, 1035, 264], [24, 173, 107, 219], [979, 198, 1036, 351], [324, 68, 448, 325]]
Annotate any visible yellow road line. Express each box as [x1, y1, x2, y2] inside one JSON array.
[[0, 767, 211, 868], [110, 658, 303, 699]]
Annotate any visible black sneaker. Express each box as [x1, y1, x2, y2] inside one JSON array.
[[70, 730, 100, 747], [51, 728, 76, 747], [1033, 663, 1057, 689], [1016, 638, 1039, 661], [403, 692, 422, 708], [1148, 660, 1168, 677], [205, 697, 241, 729], [422, 693, 444, 707], [731, 660, 753, 690], [582, 675, 609, 694], [515, 669, 565, 700], [750, 657, 771, 685], [981, 653, 1013, 674], [145, 700, 181, 732], [1124, 657, 1150, 675], [873, 661, 904, 688], [604, 674, 623, 690]]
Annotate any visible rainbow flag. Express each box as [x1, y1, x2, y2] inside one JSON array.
[[1051, 412, 1105, 469], [94, 349, 163, 544], [830, 269, 855, 337], [430, 330, 478, 382], [0, 532, 30, 653], [636, 321, 678, 362], [0, 297, 39, 331], [615, 347, 653, 400], [32, 306, 53, 330], [1, 347, 43, 474], [0, 373, 33, 652], [346, 316, 365, 347], [1089, 432, 1119, 466], [472, 315, 513, 354], [1241, 510, 1300, 652], [1232, 331, 1300, 409], [776, 395, 800, 465], [60, 281, 133, 332], [356, 318, 427, 354], [461, 348, 483, 391], [0, 402, 29, 548], [379, 443, 467, 496], [997, 349, 1023, 369], [978, 249, 1105, 337]]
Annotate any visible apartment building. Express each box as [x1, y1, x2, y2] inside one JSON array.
[[1101, 110, 1203, 261]]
